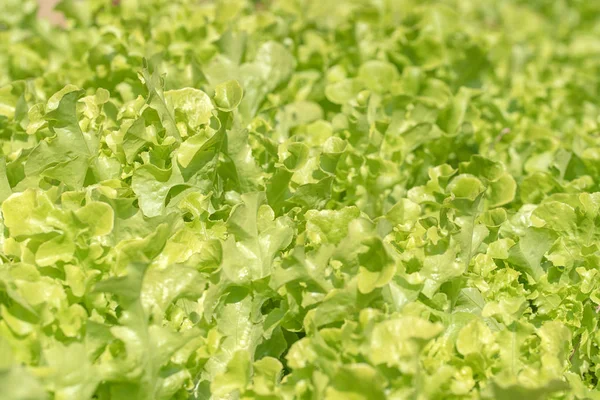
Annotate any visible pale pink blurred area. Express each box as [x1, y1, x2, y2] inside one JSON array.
[[38, 0, 66, 25]]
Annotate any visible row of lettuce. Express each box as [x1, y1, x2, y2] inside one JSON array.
[[1, 0, 600, 399]]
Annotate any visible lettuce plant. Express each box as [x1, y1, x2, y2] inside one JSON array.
[[1, 0, 600, 399]]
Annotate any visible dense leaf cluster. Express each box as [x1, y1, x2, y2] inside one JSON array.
[[2, 0, 600, 399]]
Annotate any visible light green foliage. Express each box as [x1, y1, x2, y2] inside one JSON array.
[[1, 0, 600, 399]]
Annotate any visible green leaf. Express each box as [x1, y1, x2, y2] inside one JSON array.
[[326, 364, 386, 400], [287, 177, 333, 209], [369, 316, 443, 371], [164, 87, 214, 129], [75, 201, 114, 236], [140, 66, 181, 141], [358, 60, 399, 93], [211, 350, 251, 397], [35, 235, 75, 266], [305, 206, 360, 245], [2, 189, 55, 237], [0, 158, 13, 203], [357, 237, 396, 294], [214, 80, 244, 112], [131, 163, 183, 217], [0, 366, 48, 400], [456, 319, 494, 356], [223, 193, 294, 282], [507, 227, 557, 280]]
